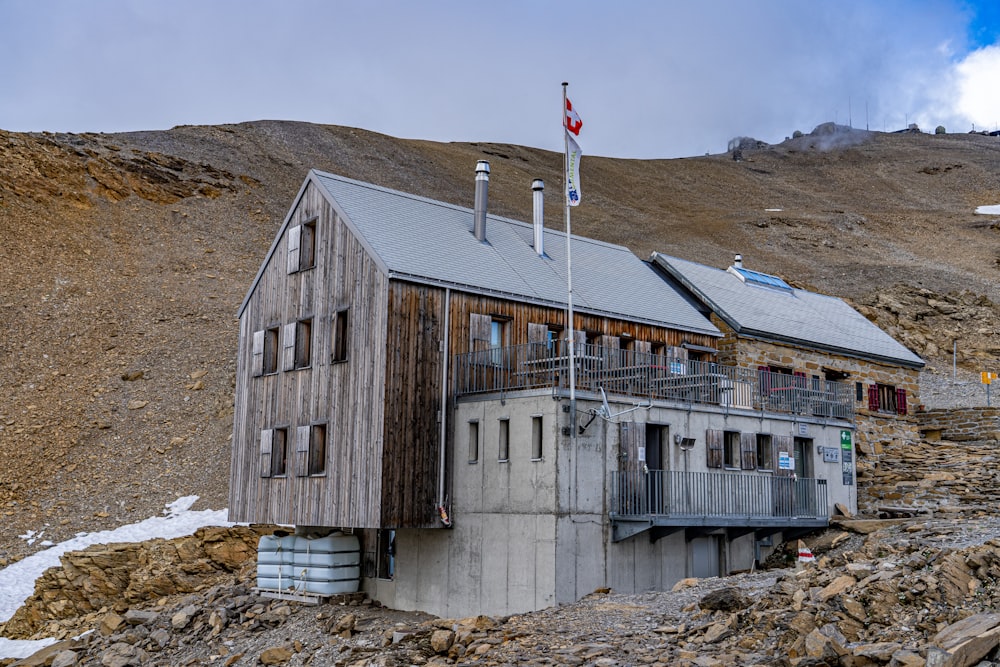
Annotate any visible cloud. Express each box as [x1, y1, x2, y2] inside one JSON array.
[[954, 45, 1000, 130]]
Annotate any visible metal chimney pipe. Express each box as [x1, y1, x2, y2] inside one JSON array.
[[474, 160, 490, 242], [532, 179, 545, 256], [734, 253, 743, 268]]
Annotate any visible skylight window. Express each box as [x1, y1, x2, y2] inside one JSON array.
[[730, 266, 792, 292]]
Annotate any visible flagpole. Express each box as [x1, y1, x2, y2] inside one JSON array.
[[562, 81, 577, 422]]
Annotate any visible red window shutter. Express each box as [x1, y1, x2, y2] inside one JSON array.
[[867, 385, 879, 411], [896, 388, 908, 415]]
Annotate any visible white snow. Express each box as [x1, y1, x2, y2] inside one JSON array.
[[0, 496, 231, 659], [975, 205, 1000, 215]]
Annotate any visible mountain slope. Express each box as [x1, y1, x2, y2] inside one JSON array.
[[0, 120, 998, 563]]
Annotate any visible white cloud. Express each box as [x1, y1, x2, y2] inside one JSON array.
[[954, 45, 1000, 131]]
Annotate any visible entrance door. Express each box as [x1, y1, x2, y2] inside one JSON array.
[[690, 536, 721, 578], [793, 437, 814, 516], [645, 424, 669, 514]]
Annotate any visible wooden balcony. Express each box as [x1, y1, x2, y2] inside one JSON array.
[[453, 343, 854, 420], [609, 470, 829, 542]]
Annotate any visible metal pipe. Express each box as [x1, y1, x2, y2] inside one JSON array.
[[474, 161, 490, 242], [532, 178, 545, 256]]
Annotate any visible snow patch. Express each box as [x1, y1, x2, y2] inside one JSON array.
[[975, 205, 1000, 215], [0, 497, 231, 659]]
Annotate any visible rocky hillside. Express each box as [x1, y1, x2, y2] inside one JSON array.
[[0, 120, 999, 569]]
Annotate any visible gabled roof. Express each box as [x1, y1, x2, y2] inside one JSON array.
[[650, 253, 924, 369], [239, 170, 720, 337]]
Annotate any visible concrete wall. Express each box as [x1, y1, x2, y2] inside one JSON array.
[[380, 390, 855, 617]]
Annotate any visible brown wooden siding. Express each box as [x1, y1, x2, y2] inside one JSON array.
[[446, 292, 717, 356], [380, 282, 445, 528], [230, 182, 389, 528]]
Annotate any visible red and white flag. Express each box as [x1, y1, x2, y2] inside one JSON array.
[[565, 98, 583, 206]]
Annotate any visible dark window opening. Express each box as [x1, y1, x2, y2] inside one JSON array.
[[756, 434, 773, 471], [271, 427, 287, 477], [332, 309, 349, 363], [531, 415, 543, 460], [498, 418, 510, 461], [294, 318, 312, 369], [723, 430, 740, 468], [308, 424, 326, 476]]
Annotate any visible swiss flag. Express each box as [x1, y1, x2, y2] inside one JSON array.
[[565, 98, 582, 136]]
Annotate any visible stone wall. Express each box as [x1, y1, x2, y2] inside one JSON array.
[[710, 314, 923, 453], [918, 407, 1000, 442]]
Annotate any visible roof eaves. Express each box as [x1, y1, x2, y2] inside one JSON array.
[[737, 328, 926, 369]]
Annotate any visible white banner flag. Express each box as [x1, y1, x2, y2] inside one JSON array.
[[566, 131, 582, 206]]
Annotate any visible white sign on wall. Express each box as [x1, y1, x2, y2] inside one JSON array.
[[778, 452, 793, 470]]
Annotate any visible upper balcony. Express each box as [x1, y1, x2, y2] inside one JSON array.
[[454, 342, 854, 421]]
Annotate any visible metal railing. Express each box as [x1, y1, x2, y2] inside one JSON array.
[[453, 342, 853, 419], [610, 470, 829, 521]]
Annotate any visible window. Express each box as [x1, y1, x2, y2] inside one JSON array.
[[489, 319, 505, 365], [252, 326, 280, 376], [531, 415, 543, 460], [868, 383, 907, 414], [470, 314, 508, 365], [498, 418, 510, 461], [260, 427, 288, 478], [286, 217, 317, 273], [308, 424, 326, 476], [723, 430, 740, 468], [282, 319, 313, 371], [756, 434, 773, 471], [546, 326, 563, 354], [295, 318, 312, 369], [332, 309, 349, 363], [468, 421, 479, 463]]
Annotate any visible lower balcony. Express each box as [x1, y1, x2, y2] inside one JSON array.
[[609, 470, 829, 542]]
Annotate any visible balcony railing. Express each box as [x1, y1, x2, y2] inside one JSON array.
[[454, 342, 853, 420], [609, 470, 829, 541]]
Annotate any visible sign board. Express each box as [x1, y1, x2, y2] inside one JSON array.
[[797, 423, 809, 436], [822, 447, 840, 463], [778, 452, 793, 470], [840, 430, 854, 486], [982, 372, 998, 385], [637, 446, 646, 462]]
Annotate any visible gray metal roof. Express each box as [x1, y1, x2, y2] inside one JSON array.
[[651, 253, 924, 368], [303, 170, 719, 336]]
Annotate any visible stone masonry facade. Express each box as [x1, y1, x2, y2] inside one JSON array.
[[918, 408, 1000, 443], [710, 314, 922, 455]]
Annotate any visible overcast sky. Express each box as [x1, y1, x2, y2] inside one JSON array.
[[1, 0, 998, 158]]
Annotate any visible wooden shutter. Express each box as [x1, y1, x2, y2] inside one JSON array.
[[740, 432, 757, 470], [896, 388, 908, 415], [758, 365, 771, 394], [618, 421, 645, 473], [251, 330, 265, 377], [527, 323, 549, 360], [294, 425, 310, 477], [286, 224, 301, 273], [773, 434, 793, 477], [867, 384, 879, 411], [282, 323, 297, 371], [706, 429, 723, 469], [259, 429, 274, 478]]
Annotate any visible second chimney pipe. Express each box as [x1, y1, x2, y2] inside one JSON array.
[[532, 179, 545, 256], [734, 253, 743, 268], [474, 160, 490, 242]]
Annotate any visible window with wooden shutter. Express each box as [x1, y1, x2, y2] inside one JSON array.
[[756, 433, 773, 471], [723, 431, 740, 468], [740, 432, 757, 470], [294, 425, 310, 477], [896, 388, 908, 415], [286, 224, 301, 274], [259, 429, 273, 478], [252, 330, 265, 377], [282, 323, 297, 371], [299, 218, 317, 270], [706, 429, 723, 469], [527, 323, 549, 361], [271, 428, 287, 477]]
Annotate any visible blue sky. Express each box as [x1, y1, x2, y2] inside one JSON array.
[[1, 0, 998, 158]]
